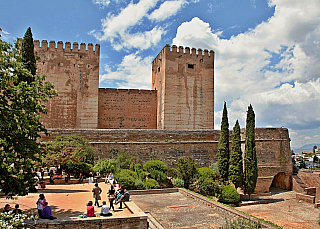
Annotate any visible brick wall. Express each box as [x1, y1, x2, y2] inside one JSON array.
[[34, 40, 100, 129], [98, 89, 157, 129]]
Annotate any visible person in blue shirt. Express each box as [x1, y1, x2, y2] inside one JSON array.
[[42, 202, 57, 220]]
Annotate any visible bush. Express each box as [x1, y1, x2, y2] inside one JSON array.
[[197, 177, 220, 196], [144, 178, 160, 189], [134, 179, 145, 190], [135, 163, 142, 171], [198, 167, 216, 180], [64, 162, 93, 176], [219, 218, 262, 229], [143, 160, 168, 173], [209, 162, 220, 178], [114, 169, 138, 190], [150, 170, 167, 183], [218, 185, 240, 203], [167, 167, 178, 178], [93, 159, 118, 176], [172, 178, 184, 188], [136, 169, 147, 181]]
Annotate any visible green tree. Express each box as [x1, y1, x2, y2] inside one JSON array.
[[0, 30, 56, 195], [176, 157, 198, 189], [20, 27, 36, 83], [244, 104, 258, 199], [42, 135, 95, 175], [218, 102, 230, 183], [229, 120, 244, 189]]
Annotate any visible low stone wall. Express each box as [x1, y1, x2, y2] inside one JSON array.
[[25, 202, 147, 229], [296, 193, 315, 204]]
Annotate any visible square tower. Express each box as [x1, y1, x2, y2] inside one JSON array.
[[152, 44, 214, 130]]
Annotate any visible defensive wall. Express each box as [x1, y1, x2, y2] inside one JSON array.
[[98, 88, 157, 129], [152, 44, 214, 130], [42, 127, 292, 193], [34, 40, 100, 129]]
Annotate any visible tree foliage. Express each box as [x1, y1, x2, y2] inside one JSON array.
[[42, 135, 95, 175], [0, 29, 56, 195], [20, 27, 36, 83], [143, 160, 168, 173], [218, 102, 230, 183], [176, 157, 198, 189], [218, 185, 240, 203], [244, 104, 258, 197], [229, 120, 244, 188]]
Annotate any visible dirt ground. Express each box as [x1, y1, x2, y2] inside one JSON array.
[[0, 182, 130, 219]]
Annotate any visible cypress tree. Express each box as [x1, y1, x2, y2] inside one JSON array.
[[218, 102, 229, 183], [229, 120, 243, 189], [244, 104, 258, 199], [20, 27, 36, 83]]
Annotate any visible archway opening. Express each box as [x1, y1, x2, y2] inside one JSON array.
[[270, 172, 292, 191]]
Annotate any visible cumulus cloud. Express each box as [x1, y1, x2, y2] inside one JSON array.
[[172, 0, 320, 147], [148, 0, 187, 21], [92, 0, 111, 8], [100, 53, 152, 89]]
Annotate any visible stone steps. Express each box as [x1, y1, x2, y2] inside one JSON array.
[[292, 175, 308, 189]]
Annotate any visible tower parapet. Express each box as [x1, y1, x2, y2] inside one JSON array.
[[34, 40, 100, 56]]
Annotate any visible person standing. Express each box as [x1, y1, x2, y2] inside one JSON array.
[[92, 183, 102, 207], [88, 172, 94, 184], [65, 172, 70, 184], [107, 185, 115, 211], [36, 194, 46, 218], [78, 173, 84, 184]]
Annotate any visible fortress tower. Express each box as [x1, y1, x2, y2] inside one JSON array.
[[152, 45, 215, 130], [34, 40, 100, 129]]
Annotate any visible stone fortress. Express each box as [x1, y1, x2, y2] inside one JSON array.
[[35, 40, 292, 193]]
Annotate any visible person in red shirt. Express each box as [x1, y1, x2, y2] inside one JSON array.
[[86, 201, 95, 217]]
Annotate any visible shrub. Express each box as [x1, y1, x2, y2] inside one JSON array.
[[144, 178, 160, 189], [167, 167, 178, 178], [93, 159, 118, 176], [64, 162, 93, 176], [143, 160, 168, 173], [219, 218, 262, 229], [197, 177, 220, 196], [134, 179, 145, 190], [150, 170, 167, 183], [135, 163, 142, 171], [209, 162, 220, 178], [198, 167, 216, 180], [172, 178, 184, 188], [136, 169, 147, 181], [114, 169, 138, 190], [218, 185, 240, 203]]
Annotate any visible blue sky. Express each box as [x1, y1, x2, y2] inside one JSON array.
[[1, 0, 320, 149]]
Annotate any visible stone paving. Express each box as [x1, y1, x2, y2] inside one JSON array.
[[235, 188, 320, 229], [131, 192, 234, 229]]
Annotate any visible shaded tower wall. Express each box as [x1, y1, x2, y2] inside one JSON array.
[[98, 89, 157, 129], [34, 40, 100, 129], [152, 45, 214, 130]]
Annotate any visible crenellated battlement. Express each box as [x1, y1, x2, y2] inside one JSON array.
[[34, 40, 100, 55], [164, 44, 214, 56]]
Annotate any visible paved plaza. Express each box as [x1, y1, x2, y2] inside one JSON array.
[[1, 184, 320, 229]]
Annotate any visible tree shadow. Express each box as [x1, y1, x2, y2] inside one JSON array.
[[50, 205, 83, 218], [39, 189, 89, 194]]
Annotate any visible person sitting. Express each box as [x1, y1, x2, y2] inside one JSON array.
[[42, 202, 57, 220], [88, 172, 94, 184], [115, 189, 130, 209], [105, 173, 114, 184], [3, 204, 10, 213], [49, 170, 54, 184], [12, 204, 22, 215], [65, 172, 70, 184], [95, 172, 101, 183], [86, 201, 95, 217], [100, 201, 112, 217]]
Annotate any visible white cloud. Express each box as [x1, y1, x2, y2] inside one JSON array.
[[100, 53, 152, 89], [92, 0, 110, 8], [148, 0, 187, 22], [172, 0, 320, 147]]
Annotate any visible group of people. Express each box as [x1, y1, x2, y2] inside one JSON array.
[[85, 179, 130, 218], [2, 204, 22, 215], [36, 194, 57, 220]]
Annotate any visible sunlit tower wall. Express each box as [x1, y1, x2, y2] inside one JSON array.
[[34, 40, 100, 129], [152, 44, 215, 130]]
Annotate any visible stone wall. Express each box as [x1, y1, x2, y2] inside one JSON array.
[[296, 170, 320, 202], [43, 127, 292, 192], [98, 89, 157, 129], [152, 45, 214, 130], [34, 40, 100, 129]]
